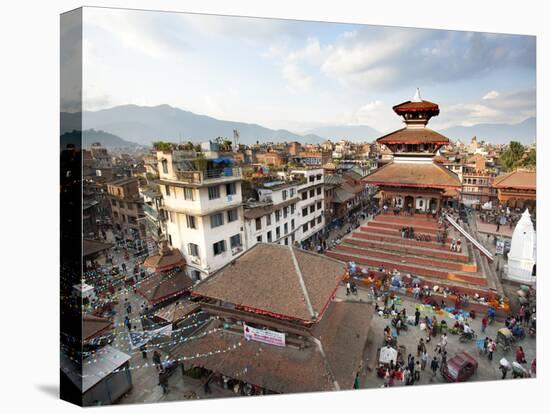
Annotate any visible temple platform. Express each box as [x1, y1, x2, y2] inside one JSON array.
[[326, 213, 500, 295]]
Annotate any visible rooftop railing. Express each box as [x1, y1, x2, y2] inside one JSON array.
[[175, 167, 241, 184]]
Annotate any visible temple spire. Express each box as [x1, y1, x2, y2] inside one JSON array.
[[412, 87, 422, 102]]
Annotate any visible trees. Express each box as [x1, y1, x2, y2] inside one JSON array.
[[500, 141, 525, 171], [152, 141, 173, 151]]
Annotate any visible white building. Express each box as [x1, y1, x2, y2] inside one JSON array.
[[243, 181, 300, 248], [243, 168, 326, 249], [292, 168, 326, 245], [506, 209, 536, 285], [157, 150, 244, 281]]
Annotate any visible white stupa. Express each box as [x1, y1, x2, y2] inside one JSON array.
[[506, 209, 536, 284]]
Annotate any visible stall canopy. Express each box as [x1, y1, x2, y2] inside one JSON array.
[[379, 346, 398, 364]]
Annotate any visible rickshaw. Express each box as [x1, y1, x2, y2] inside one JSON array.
[[497, 328, 513, 352], [512, 361, 530, 378]]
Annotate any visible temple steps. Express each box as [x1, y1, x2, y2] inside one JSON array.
[[325, 249, 487, 287], [333, 243, 477, 272], [353, 228, 453, 250], [344, 236, 470, 263], [363, 221, 440, 235]]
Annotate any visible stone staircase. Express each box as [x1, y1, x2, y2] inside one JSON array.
[[325, 213, 493, 292]]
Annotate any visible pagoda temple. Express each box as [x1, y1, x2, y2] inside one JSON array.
[[363, 89, 461, 212]]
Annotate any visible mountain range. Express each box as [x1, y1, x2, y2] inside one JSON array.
[[61, 104, 536, 147]]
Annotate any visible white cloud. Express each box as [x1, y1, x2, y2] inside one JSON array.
[[432, 89, 535, 129], [282, 62, 313, 92], [482, 90, 500, 100], [85, 8, 189, 60]]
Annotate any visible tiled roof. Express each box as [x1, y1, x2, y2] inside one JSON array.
[[83, 314, 113, 340], [362, 161, 461, 189], [137, 270, 193, 306], [172, 300, 374, 393], [83, 239, 113, 258], [324, 174, 345, 186], [172, 320, 335, 393], [312, 301, 374, 389], [332, 187, 355, 204], [154, 300, 200, 323], [393, 100, 439, 114], [377, 127, 450, 145], [143, 248, 186, 272], [192, 244, 345, 323], [493, 170, 536, 190]]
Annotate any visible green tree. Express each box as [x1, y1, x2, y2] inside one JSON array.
[[500, 141, 525, 171], [152, 141, 173, 151], [523, 148, 536, 168], [194, 153, 207, 171]]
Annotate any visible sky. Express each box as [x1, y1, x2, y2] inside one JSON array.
[[76, 7, 536, 134]]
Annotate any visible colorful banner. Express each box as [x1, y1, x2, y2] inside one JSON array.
[[243, 323, 285, 347]]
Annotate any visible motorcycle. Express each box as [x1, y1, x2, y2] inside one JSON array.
[[459, 330, 477, 342]]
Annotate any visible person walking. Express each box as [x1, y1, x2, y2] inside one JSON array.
[[481, 316, 488, 333], [414, 360, 421, 382], [516, 346, 526, 364], [488, 339, 496, 361], [153, 350, 162, 371], [430, 356, 439, 382], [421, 350, 429, 371], [417, 338, 426, 357], [415, 308, 421, 326], [440, 333, 448, 353], [159, 373, 169, 394]]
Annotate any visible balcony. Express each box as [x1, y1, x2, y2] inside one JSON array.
[[175, 167, 241, 185]]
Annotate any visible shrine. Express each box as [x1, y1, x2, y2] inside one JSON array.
[[363, 89, 461, 212]]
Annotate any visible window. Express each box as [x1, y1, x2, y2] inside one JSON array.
[[309, 189, 315, 197], [283, 207, 288, 218], [256, 235, 262, 242], [162, 159, 168, 174], [165, 185, 171, 196], [316, 187, 321, 195], [276, 227, 281, 238], [290, 188, 295, 197], [266, 214, 272, 226], [188, 243, 199, 256], [303, 223, 308, 232], [184, 187, 194, 200], [284, 223, 288, 234], [168, 234, 172, 246], [291, 219, 295, 230], [316, 174, 322, 181], [213, 240, 226, 255], [282, 190, 288, 200], [113, 211, 119, 219], [309, 176, 315, 183], [317, 201, 322, 210], [310, 205, 315, 214], [284, 238, 289, 246], [275, 210, 281, 222], [255, 217, 262, 231], [186, 215, 196, 229], [267, 231, 272, 242], [111, 199, 117, 207], [226, 183, 236, 196], [208, 186, 220, 200], [210, 213, 224, 228], [230, 234, 242, 248], [419, 200, 424, 208], [317, 216, 322, 224], [302, 208, 308, 217], [301, 192, 307, 201], [290, 204, 295, 214], [227, 209, 238, 222]]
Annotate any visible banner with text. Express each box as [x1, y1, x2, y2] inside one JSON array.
[[243, 323, 286, 347]]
